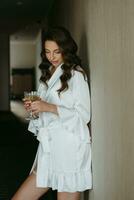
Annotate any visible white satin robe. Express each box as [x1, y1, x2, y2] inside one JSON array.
[[28, 64, 92, 192]]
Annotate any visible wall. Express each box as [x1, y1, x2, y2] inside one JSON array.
[[10, 32, 42, 90], [35, 30, 42, 89], [51, 0, 134, 200], [10, 37, 38, 94], [10, 40, 36, 69], [0, 34, 10, 111]]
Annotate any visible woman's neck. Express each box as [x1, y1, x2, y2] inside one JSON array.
[[50, 65, 56, 75]]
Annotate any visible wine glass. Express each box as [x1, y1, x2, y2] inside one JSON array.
[[23, 91, 40, 120]]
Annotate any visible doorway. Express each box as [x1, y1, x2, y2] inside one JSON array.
[[9, 27, 42, 120]]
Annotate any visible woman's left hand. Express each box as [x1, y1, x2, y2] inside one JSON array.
[[31, 100, 58, 115]]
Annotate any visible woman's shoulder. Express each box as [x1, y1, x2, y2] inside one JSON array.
[[72, 65, 84, 72], [71, 66, 87, 80]]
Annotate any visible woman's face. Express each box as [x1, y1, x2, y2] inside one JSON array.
[[44, 40, 64, 68]]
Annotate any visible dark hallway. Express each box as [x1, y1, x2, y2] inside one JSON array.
[[0, 111, 57, 199], [0, 1, 57, 199]]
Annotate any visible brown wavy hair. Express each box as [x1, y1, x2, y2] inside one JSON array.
[[39, 26, 86, 95]]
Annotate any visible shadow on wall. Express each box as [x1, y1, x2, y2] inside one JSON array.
[[79, 31, 93, 200], [79, 31, 90, 83]]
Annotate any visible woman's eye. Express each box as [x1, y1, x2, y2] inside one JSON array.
[[55, 51, 61, 54], [45, 51, 49, 54]]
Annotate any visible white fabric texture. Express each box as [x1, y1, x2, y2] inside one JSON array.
[[28, 64, 92, 192]]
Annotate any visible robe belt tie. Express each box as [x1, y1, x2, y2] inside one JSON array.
[[37, 127, 51, 153]]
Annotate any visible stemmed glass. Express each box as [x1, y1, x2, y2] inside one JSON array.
[[23, 91, 40, 120]]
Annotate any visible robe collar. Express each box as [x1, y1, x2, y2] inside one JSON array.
[[47, 63, 63, 90]]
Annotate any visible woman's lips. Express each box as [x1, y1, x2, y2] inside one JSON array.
[[51, 61, 58, 65]]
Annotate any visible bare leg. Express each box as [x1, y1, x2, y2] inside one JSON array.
[[57, 192, 80, 200], [11, 173, 49, 200]]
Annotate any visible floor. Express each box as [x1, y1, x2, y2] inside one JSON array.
[[0, 101, 57, 200]]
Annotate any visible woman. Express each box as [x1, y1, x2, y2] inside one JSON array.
[[12, 26, 92, 200]]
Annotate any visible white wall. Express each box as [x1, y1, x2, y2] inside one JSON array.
[[88, 1, 134, 199], [51, 0, 134, 200], [10, 31, 42, 89], [10, 41, 36, 69]]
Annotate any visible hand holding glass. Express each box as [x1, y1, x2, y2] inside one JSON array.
[[23, 91, 40, 120]]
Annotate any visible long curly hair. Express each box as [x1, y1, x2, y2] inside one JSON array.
[[39, 26, 86, 95]]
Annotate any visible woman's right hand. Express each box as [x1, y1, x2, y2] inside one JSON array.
[[23, 99, 31, 111]]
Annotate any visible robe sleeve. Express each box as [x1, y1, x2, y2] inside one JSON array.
[[57, 71, 91, 142]]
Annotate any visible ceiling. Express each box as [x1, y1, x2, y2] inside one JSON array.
[[0, 0, 54, 40], [10, 24, 41, 42]]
